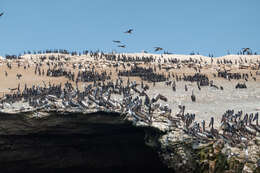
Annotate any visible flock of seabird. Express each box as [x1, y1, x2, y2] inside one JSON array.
[[0, 61, 259, 149], [112, 29, 133, 49], [112, 28, 165, 52], [0, 50, 259, 170], [0, 51, 259, 119]]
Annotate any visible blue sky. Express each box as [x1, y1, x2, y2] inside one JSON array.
[[0, 0, 259, 56]]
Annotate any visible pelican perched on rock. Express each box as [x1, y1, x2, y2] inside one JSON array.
[[191, 90, 196, 102], [177, 104, 185, 117], [253, 112, 259, 126], [209, 117, 219, 138], [209, 117, 214, 129], [151, 93, 168, 103], [243, 113, 249, 125], [201, 120, 206, 132]]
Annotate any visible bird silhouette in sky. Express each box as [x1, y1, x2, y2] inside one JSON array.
[[113, 40, 121, 43], [118, 45, 126, 48], [0, 12, 4, 17], [124, 29, 133, 34], [154, 47, 163, 52]]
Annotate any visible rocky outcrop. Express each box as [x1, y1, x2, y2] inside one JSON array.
[[140, 119, 260, 173], [0, 112, 171, 173]]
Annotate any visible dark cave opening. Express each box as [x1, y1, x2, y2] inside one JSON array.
[[0, 113, 171, 173]]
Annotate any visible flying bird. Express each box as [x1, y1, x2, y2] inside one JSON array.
[[124, 29, 133, 34], [113, 40, 121, 43], [118, 45, 126, 48], [0, 12, 4, 17], [154, 47, 163, 52]]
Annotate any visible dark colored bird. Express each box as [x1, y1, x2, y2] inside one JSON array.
[[209, 117, 214, 128], [243, 113, 248, 125], [0, 12, 3, 17], [253, 112, 259, 126], [118, 45, 126, 48], [124, 29, 133, 34], [16, 73, 22, 79], [191, 90, 196, 102], [201, 120, 206, 132], [154, 47, 163, 52], [113, 40, 121, 43], [242, 48, 251, 55]]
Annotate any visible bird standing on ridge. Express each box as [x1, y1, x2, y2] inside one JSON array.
[[191, 90, 196, 102], [242, 48, 252, 55], [209, 117, 214, 129]]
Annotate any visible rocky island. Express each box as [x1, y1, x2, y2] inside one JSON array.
[[0, 51, 260, 173]]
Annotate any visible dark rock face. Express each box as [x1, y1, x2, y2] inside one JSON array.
[[0, 112, 171, 173]]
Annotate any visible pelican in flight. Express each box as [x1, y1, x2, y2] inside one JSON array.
[[118, 45, 126, 48], [113, 40, 121, 43], [124, 29, 133, 34], [154, 47, 163, 52]]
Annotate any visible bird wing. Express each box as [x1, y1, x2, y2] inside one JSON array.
[[125, 29, 133, 33], [154, 47, 163, 51], [154, 47, 162, 51]]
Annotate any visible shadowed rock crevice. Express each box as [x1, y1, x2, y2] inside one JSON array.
[[0, 112, 171, 173]]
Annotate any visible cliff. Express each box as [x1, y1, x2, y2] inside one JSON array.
[[0, 110, 260, 173], [0, 112, 171, 173]]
